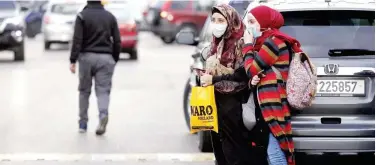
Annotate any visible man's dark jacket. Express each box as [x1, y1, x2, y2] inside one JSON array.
[[70, 1, 121, 64]]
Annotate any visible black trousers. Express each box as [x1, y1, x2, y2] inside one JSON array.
[[211, 91, 269, 165]]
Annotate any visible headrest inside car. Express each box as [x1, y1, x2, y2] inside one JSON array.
[[303, 19, 330, 26]]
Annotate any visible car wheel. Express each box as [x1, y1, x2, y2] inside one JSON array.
[[26, 33, 36, 39], [161, 36, 174, 44], [14, 43, 25, 61], [26, 26, 37, 39], [178, 24, 198, 45], [183, 79, 192, 130], [44, 41, 51, 50], [198, 131, 213, 152], [129, 49, 138, 60]]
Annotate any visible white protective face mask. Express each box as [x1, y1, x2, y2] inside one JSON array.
[[246, 24, 262, 39], [212, 23, 228, 38]]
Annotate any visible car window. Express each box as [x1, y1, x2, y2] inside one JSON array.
[[152, 0, 165, 9], [279, 10, 374, 58], [194, 0, 215, 12], [229, 0, 251, 16], [0, 1, 16, 10], [199, 17, 213, 43], [170, 1, 190, 10], [106, 6, 133, 22], [40, 2, 48, 12], [50, 4, 82, 15]]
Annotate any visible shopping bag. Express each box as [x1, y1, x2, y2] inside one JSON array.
[[190, 85, 219, 133], [242, 93, 256, 131]]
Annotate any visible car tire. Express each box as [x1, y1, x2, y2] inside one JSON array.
[[183, 79, 191, 130], [129, 49, 138, 60], [26, 33, 36, 39], [178, 24, 198, 45], [26, 26, 37, 39], [198, 131, 213, 152], [14, 43, 25, 61], [161, 36, 174, 44], [44, 41, 51, 50]]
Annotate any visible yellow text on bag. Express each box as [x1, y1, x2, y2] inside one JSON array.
[[190, 85, 219, 133]]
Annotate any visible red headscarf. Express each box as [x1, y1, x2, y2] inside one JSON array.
[[249, 5, 302, 52]]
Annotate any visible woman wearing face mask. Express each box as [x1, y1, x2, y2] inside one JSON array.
[[199, 4, 269, 165], [242, 6, 304, 165]]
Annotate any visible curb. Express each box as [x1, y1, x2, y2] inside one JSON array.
[[0, 153, 215, 162]]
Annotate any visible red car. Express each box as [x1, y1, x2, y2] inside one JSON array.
[[146, 0, 216, 44], [106, 3, 138, 60]]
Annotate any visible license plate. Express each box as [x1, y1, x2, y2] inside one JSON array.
[[316, 79, 365, 97], [121, 36, 136, 41]]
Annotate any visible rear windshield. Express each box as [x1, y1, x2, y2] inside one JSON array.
[[171, 1, 189, 10], [106, 7, 133, 22], [280, 10, 375, 57], [229, 0, 251, 16], [50, 4, 82, 15], [152, 0, 165, 9], [0, 1, 16, 10]]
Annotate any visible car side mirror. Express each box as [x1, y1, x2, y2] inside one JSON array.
[[176, 31, 197, 45], [20, 6, 28, 12], [200, 46, 210, 61]]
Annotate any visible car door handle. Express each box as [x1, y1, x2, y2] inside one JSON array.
[[321, 117, 341, 124]]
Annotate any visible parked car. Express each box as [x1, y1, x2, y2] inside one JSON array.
[[146, 0, 215, 44], [178, 0, 375, 157], [42, 0, 85, 50], [105, 2, 139, 60], [0, 1, 26, 61]]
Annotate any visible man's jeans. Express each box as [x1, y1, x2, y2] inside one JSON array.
[[267, 133, 288, 165], [78, 53, 115, 124]]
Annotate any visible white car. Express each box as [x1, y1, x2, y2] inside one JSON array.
[[42, 0, 85, 50], [179, 0, 375, 160]]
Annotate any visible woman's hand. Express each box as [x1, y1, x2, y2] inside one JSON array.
[[251, 75, 261, 86], [200, 73, 213, 87], [243, 28, 254, 44], [244, 13, 256, 44]]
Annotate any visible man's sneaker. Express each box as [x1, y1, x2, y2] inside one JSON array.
[[95, 116, 108, 136], [79, 122, 87, 133]]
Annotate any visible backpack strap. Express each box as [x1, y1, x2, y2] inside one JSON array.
[[284, 41, 293, 64]]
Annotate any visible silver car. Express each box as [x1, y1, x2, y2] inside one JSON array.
[[42, 1, 84, 50], [180, 0, 375, 158]]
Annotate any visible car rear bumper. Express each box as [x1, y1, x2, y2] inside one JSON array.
[[43, 24, 73, 42], [121, 36, 137, 48], [294, 137, 375, 154]]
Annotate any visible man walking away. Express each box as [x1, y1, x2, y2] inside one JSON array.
[[69, 0, 121, 136]]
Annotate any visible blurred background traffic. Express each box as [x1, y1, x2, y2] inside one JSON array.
[[0, 0, 374, 165]]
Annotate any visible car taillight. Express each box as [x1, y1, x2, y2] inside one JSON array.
[[160, 11, 173, 21], [44, 16, 49, 24], [119, 23, 136, 32], [142, 9, 148, 17], [160, 11, 168, 18], [167, 14, 173, 21], [131, 24, 137, 31]]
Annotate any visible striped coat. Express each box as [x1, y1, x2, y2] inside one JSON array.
[[243, 36, 295, 165]]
